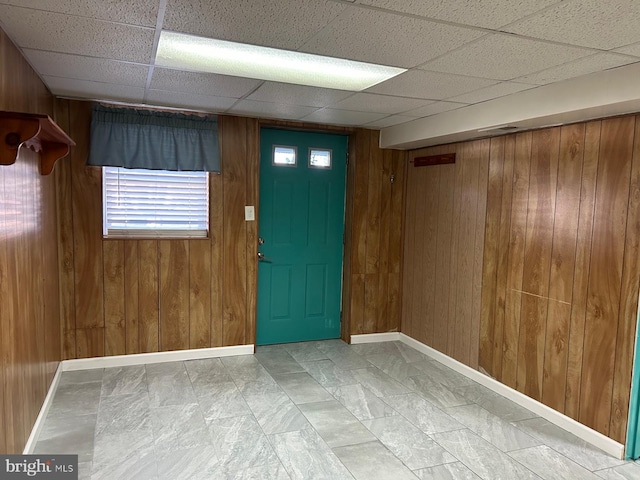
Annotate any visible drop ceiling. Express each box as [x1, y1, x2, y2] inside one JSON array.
[[1, 0, 640, 144]]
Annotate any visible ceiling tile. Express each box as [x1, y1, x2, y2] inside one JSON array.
[[403, 101, 467, 117], [355, 0, 559, 29], [504, 0, 640, 50], [330, 93, 432, 114], [247, 82, 353, 108], [23, 50, 149, 87], [0, 0, 159, 26], [513, 52, 639, 85], [614, 42, 640, 58], [366, 70, 496, 100], [164, 0, 347, 51], [447, 81, 535, 103], [44, 76, 145, 102], [301, 108, 388, 126], [150, 68, 261, 98], [420, 34, 594, 81], [299, 6, 483, 68], [364, 115, 420, 129], [145, 90, 237, 111], [0, 5, 154, 63], [228, 99, 318, 120]]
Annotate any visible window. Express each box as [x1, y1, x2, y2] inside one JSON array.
[[103, 167, 209, 238], [273, 145, 297, 166], [309, 148, 332, 168]]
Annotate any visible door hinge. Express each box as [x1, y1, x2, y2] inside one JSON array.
[[346, 152, 349, 167]]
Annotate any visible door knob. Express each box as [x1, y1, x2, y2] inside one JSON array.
[[258, 237, 265, 245]]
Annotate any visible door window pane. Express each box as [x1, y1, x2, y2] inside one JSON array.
[[309, 148, 332, 168], [273, 145, 297, 166]]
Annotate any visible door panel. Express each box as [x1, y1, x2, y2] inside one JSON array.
[[257, 128, 347, 345]]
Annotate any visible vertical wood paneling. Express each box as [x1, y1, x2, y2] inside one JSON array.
[[245, 118, 260, 345], [138, 240, 159, 353], [403, 141, 487, 367], [411, 167, 429, 344], [433, 164, 454, 352], [456, 143, 482, 365], [352, 130, 370, 277], [221, 116, 247, 346], [502, 132, 532, 388], [480, 136, 505, 372], [159, 240, 190, 351], [76, 328, 104, 359], [362, 130, 381, 334], [103, 240, 125, 356], [0, 27, 60, 453], [350, 274, 365, 335], [517, 128, 559, 400], [401, 155, 417, 338], [347, 130, 405, 337], [471, 140, 490, 369], [565, 121, 600, 420], [447, 146, 463, 358], [364, 274, 379, 334], [377, 150, 392, 333], [404, 117, 640, 444], [366, 131, 382, 276], [422, 167, 440, 344], [542, 123, 584, 411], [54, 99, 76, 360], [492, 136, 515, 378], [580, 116, 635, 436], [210, 171, 224, 347], [611, 116, 640, 441], [70, 101, 103, 341], [189, 240, 211, 349], [388, 150, 405, 275], [124, 241, 139, 354]]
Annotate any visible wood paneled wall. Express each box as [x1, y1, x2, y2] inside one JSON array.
[[346, 129, 406, 336], [402, 141, 489, 368], [55, 102, 260, 357], [480, 118, 640, 443], [0, 28, 60, 453], [402, 117, 640, 444], [56, 103, 404, 358]]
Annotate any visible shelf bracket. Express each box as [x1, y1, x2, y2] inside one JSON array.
[[0, 111, 75, 175]]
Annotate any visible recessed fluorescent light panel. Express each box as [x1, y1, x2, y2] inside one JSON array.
[[156, 31, 406, 91]]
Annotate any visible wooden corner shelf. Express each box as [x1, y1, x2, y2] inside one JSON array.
[[0, 111, 76, 175]]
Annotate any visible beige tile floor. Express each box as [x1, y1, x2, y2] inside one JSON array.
[[34, 340, 640, 479]]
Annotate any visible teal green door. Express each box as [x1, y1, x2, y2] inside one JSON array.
[[256, 128, 347, 345]]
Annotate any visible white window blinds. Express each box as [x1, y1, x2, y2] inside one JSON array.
[[103, 167, 209, 238]]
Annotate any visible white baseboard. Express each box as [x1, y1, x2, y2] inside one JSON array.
[[350, 332, 401, 344], [398, 333, 625, 459], [62, 344, 254, 371], [25, 345, 253, 453], [23, 364, 63, 454]]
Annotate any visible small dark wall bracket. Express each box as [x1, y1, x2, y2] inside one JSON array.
[[411, 152, 456, 167]]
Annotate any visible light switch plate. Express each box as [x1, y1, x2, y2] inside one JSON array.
[[244, 205, 255, 221]]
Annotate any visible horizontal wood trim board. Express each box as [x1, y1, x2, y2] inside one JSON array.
[[412, 153, 456, 167]]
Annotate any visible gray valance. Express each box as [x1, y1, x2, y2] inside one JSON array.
[[88, 105, 220, 172]]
